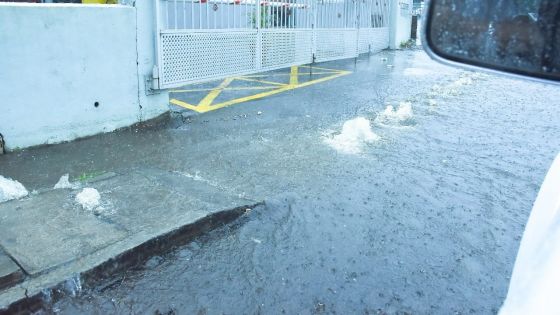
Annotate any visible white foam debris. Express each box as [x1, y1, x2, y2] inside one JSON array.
[[430, 72, 476, 97], [431, 84, 443, 93], [428, 99, 437, 106], [54, 174, 79, 190], [324, 117, 380, 154], [450, 75, 473, 87], [0, 175, 29, 203], [76, 188, 101, 211], [251, 238, 262, 244], [177, 171, 210, 184], [375, 102, 414, 125]]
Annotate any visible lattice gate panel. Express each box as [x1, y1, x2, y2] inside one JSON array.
[[358, 27, 390, 54], [260, 30, 314, 71], [314, 29, 359, 63], [159, 31, 258, 88], [155, 0, 394, 89]]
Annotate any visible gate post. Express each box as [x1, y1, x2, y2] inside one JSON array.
[[355, 0, 360, 58], [153, 0, 163, 90], [133, 1, 169, 119], [255, 0, 263, 71], [311, 0, 317, 63]]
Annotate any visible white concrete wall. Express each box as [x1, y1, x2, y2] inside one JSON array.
[[389, 0, 413, 49], [0, 3, 168, 150]]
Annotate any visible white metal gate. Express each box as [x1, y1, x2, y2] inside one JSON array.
[[154, 0, 390, 89]]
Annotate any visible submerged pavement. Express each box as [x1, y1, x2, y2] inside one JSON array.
[[1, 48, 560, 313], [0, 167, 258, 310]]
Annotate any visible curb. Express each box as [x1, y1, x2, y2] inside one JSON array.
[[0, 202, 261, 314]]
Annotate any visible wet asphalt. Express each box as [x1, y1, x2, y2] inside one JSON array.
[[2, 48, 560, 314]]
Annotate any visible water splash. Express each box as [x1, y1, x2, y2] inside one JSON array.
[[323, 117, 380, 154], [0, 175, 28, 203], [54, 174, 80, 190], [429, 72, 480, 97], [375, 102, 415, 127], [63, 274, 83, 298], [76, 188, 101, 211]]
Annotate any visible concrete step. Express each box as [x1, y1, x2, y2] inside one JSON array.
[[0, 251, 23, 292], [0, 167, 258, 309]]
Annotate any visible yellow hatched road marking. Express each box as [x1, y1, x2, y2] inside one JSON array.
[[289, 66, 299, 86], [170, 66, 351, 113], [241, 71, 340, 78], [171, 86, 277, 93], [170, 99, 199, 111], [234, 77, 287, 86], [198, 77, 234, 107], [299, 65, 349, 73]]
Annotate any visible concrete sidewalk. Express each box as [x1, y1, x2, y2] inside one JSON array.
[[0, 165, 258, 309]]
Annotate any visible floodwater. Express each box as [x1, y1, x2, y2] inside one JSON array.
[[14, 49, 560, 314]]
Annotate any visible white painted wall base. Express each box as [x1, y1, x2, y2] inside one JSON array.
[[0, 3, 169, 151]]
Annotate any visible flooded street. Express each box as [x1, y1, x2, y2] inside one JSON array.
[[4, 49, 560, 314]]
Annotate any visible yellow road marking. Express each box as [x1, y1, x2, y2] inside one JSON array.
[[234, 77, 287, 86], [289, 66, 299, 86], [198, 77, 234, 107], [171, 86, 277, 93], [170, 66, 352, 113], [300, 65, 349, 73], [241, 71, 340, 78], [170, 99, 199, 111], [197, 72, 349, 112]]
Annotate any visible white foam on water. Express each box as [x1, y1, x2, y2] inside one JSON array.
[[76, 188, 101, 211], [54, 174, 79, 190], [430, 72, 477, 97], [175, 171, 219, 187], [0, 175, 29, 203], [324, 117, 380, 154], [375, 102, 414, 126], [448, 75, 473, 91]]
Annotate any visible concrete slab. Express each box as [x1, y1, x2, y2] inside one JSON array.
[[78, 169, 254, 234], [92, 171, 212, 233], [0, 251, 23, 291], [0, 168, 258, 309], [139, 168, 249, 210], [0, 190, 128, 275]]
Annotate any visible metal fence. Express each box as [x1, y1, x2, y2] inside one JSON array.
[[155, 0, 391, 89]]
